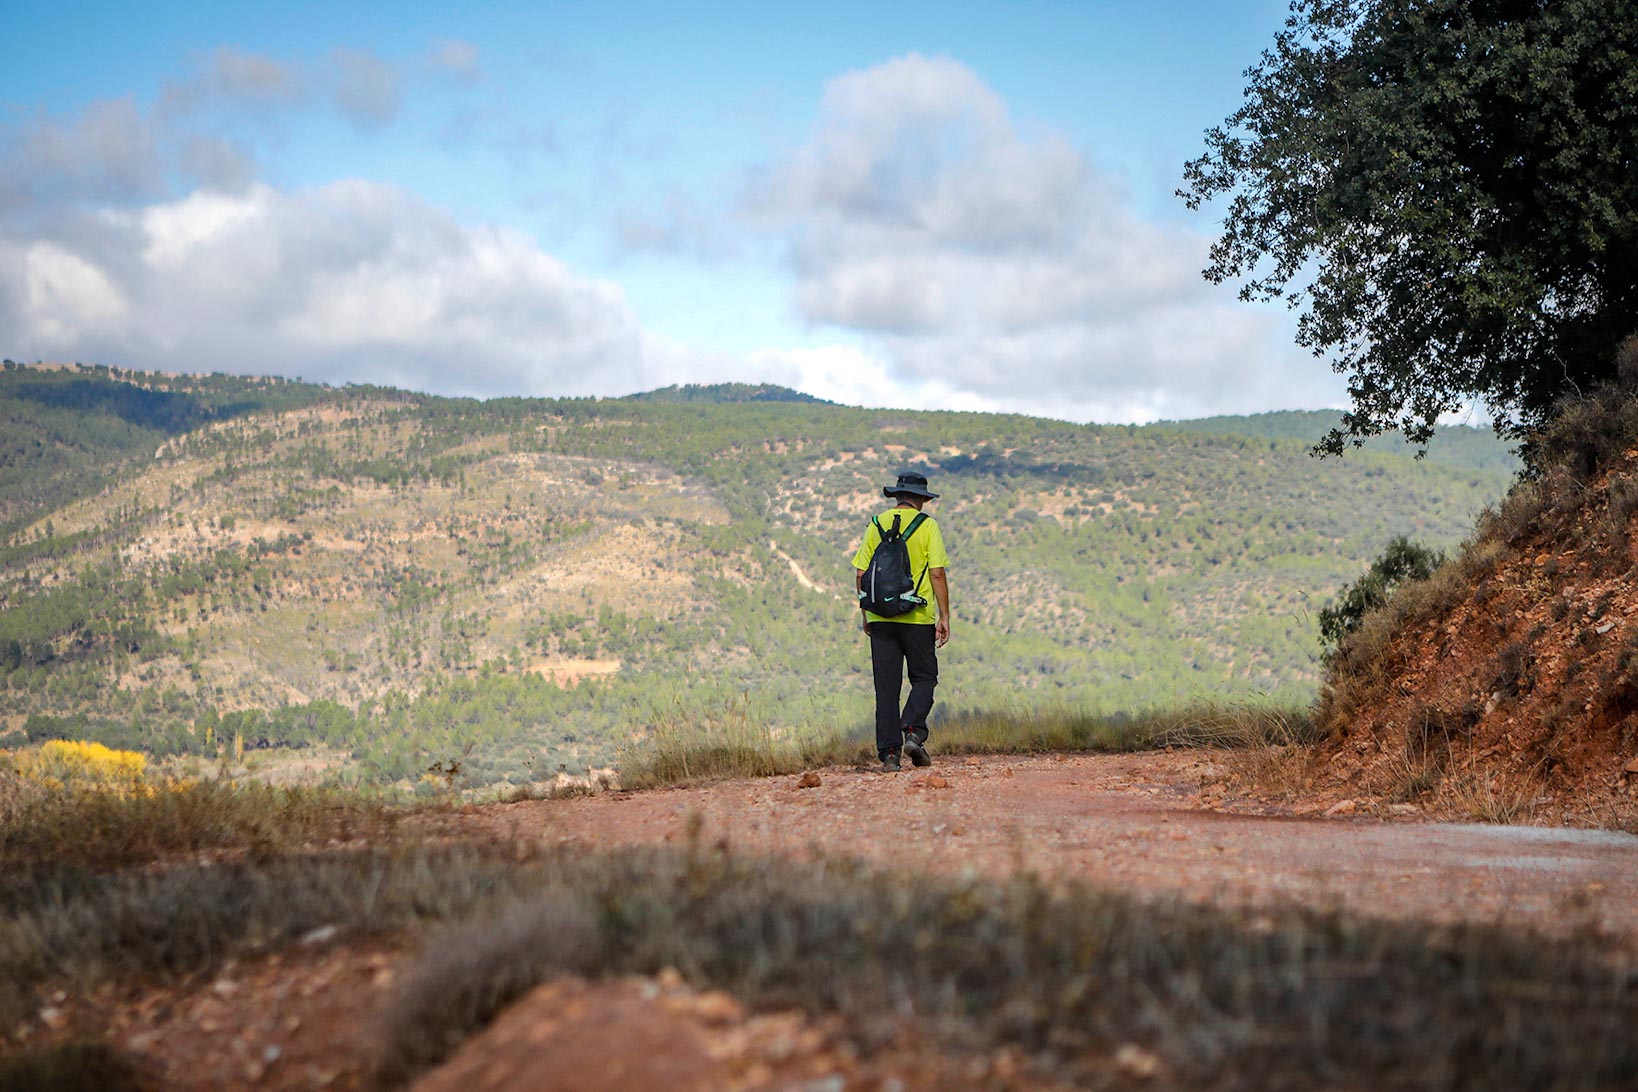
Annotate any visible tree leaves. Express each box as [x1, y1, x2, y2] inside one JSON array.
[[1181, 0, 1638, 458]]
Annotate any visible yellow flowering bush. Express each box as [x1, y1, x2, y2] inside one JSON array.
[[16, 740, 148, 795]]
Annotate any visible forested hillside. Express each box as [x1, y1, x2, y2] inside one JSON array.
[[1164, 410, 1521, 473], [0, 363, 1517, 790], [624, 383, 834, 405]]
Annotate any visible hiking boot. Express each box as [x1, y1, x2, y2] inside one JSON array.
[[881, 752, 902, 772], [903, 732, 931, 767]]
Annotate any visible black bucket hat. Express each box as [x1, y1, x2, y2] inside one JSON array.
[[884, 471, 939, 500]]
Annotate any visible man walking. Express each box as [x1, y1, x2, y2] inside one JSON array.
[[853, 472, 951, 772]]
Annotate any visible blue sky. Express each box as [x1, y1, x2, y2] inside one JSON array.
[[0, 0, 1347, 421]]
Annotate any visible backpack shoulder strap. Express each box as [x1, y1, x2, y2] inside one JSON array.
[[904, 513, 932, 596]]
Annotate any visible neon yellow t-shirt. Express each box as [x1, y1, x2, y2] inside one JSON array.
[[852, 507, 949, 625]]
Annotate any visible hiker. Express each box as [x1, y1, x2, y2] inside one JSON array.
[[853, 471, 951, 772]]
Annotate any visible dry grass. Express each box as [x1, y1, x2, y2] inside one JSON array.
[[0, 771, 401, 872], [373, 845, 1638, 1089], [618, 697, 847, 788], [1322, 353, 1638, 735], [1225, 738, 1327, 801], [1444, 766, 1548, 825], [618, 702, 1315, 789], [1312, 365, 1638, 822], [0, 841, 530, 1029]]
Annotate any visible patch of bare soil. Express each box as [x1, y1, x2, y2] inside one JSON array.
[[523, 657, 622, 687], [1316, 448, 1638, 829], [413, 972, 1074, 1092], [21, 940, 410, 1090]]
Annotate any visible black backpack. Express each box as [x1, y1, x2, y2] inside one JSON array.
[[859, 512, 928, 616]]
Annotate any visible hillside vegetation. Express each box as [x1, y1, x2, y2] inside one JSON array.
[[0, 363, 1517, 790]]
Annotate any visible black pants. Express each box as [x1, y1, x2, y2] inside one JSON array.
[[868, 622, 938, 758]]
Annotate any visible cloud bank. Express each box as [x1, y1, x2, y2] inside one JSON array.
[[746, 54, 1340, 421], [0, 182, 667, 397]]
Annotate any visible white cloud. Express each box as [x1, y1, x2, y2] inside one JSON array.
[[22, 243, 132, 343], [0, 63, 686, 400], [1, 48, 1345, 419], [0, 98, 164, 207], [330, 49, 403, 129], [614, 191, 738, 260], [744, 344, 995, 413], [2, 40, 455, 214], [747, 53, 1344, 420], [1, 182, 668, 398], [176, 136, 258, 192], [160, 47, 304, 117], [427, 39, 481, 80]]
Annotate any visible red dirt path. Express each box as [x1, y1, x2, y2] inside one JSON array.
[[469, 750, 1638, 939]]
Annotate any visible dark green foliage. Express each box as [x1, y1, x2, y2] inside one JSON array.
[[1524, 337, 1638, 479], [624, 382, 833, 404], [1181, 0, 1638, 456], [7, 375, 211, 433], [0, 1043, 143, 1092], [23, 713, 198, 757], [1318, 535, 1444, 656], [1164, 410, 1522, 474]]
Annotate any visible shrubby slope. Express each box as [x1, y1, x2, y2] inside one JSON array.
[[1317, 359, 1638, 828]]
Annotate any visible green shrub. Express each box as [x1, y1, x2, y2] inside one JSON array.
[[1318, 536, 1445, 659]]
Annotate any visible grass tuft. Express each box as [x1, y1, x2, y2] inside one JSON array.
[[1444, 767, 1547, 825], [0, 842, 534, 1028], [372, 892, 604, 1085]]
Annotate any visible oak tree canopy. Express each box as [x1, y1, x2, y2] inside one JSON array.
[[1181, 0, 1638, 456]]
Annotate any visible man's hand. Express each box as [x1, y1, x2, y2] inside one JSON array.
[[861, 613, 871, 636], [929, 568, 950, 648]]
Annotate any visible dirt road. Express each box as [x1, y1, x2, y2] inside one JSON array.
[[478, 750, 1638, 940]]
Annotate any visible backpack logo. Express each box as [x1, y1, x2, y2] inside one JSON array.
[[859, 513, 928, 616]]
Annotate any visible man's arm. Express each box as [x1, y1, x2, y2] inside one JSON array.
[[929, 567, 950, 647], [855, 568, 869, 633]]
